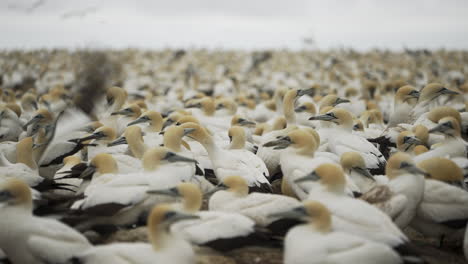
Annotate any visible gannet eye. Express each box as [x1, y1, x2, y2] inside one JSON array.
[[399, 161, 411, 169], [443, 122, 453, 128], [326, 112, 336, 118], [163, 211, 177, 220], [0, 190, 13, 202]]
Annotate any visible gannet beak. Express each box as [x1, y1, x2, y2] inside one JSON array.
[[165, 152, 198, 163], [78, 131, 105, 142], [409, 90, 420, 98], [400, 162, 429, 176], [440, 87, 459, 95], [183, 128, 196, 136], [32, 143, 44, 150], [127, 116, 150, 126], [403, 136, 421, 146], [263, 136, 292, 150], [268, 206, 307, 219], [23, 115, 42, 130], [108, 137, 127, 147], [238, 118, 256, 127], [162, 119, 175, 130], [334, 98, 350, 106], [353, 167, 375, 181], [147, 187, 179, 197], [297, 88, 314, 97], [0, 190, 13, 203], [294, 171, 320, 183], [111, 108, 132, 116], [166, 211, 200, 225], [309, 113, 336, 121], [428, 123, 449, 134], [80, 165, 96, 179]]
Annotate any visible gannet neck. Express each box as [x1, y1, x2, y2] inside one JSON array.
[[126, 129, 147, 159], [283, 90, 297, 125], [16, 137, 37, 170]]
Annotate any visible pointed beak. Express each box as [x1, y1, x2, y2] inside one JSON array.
[[238, 119, 256, 127], [263, 137, 292, 150], [309, 113, 336, 121], [165, 152, 198, 163], [409, 90, 420, 98], [404, 164, 429, 176], [166, 211, 200, 225], [23, 115, 41, 130], [147, 187, 180, 197], [108, 136, 127, 147], [80, 165, 96, 179], [440, 87, 459, 95], [111, 108, 132, 116], [127, 116, 150, 126], [78, 132, 105, 142], [162, 118, 175, 130], [428, 124, 447, 134], [334, 98, 350, 106], [403, 136, 422, 146], [297, 88, 314, 97], [294, 171, 320, 183], [183, 128, 196, 136], [353, 167, 375, 181], [268, 206, 307, 220]]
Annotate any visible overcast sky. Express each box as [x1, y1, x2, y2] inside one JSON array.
[[1, 0, 468, 50]]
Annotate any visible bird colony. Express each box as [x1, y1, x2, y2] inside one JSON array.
[[1, 49, 468, 264]]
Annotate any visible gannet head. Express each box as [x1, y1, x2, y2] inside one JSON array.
[[20, 93, 38, 111], [269, 201, 331, 233], [396, 131, 421, 151], [418, 157, 463, 182], [386, 152, 427, 179], [419, 83, 459, 102], [353, 119, 364, 131], [0, 179, 32, 211], [127, 111, 163, 131], [295, 102, 316, 115], [395, 85, 420, 104], [6, 103, 21, 118], [319, 95, 350, 109], [340, 152, 374, 181], [106, 86, 128, 109], [412, 125, 429, 145], [271, 116, 287, 131], [263, 129, 316, 155], [142, 147, 197, 171], [222, 175, 249, 196], [147, 182, 202, 213], [360, 109, 383, 127], [413, 145, 429, 155], [83, 121, 103, 133], [23, 108, 53, 129], [79, 126, 117, 143], [82, 153, 118, 178], [309, 108, 353, 129], [264, 100, 277, 111], [186, 97, 215, 116], [429, 116, 461, 137], [111, 104, 141, 119], [228, 126, 246, 149], [345, 87, 358, 98], [164, 126, 193, 152], [231, 115, 256, 127], [147, 204, 199, 250], [427, 106, 461, 125], [295, 163, 346, 193], [215, 98, 238, 114], [179, 122, 211, 145], [162, 111, 188, 130]]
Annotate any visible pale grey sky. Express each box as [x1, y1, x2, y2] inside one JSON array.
[[1, 0, 468, 50]]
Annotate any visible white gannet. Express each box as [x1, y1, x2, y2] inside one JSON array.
[[361, 152, 426, 228], [148, 182, 263, 251], [272, 201, 402, 264], [69, 204, 196, 264], [0, 179, 91, 263], [410, 157, 468, 244], [180, 122, 271, 192], [310, 108, 386, 175], [208, 175, 301, 235], [295, 164, 408, 247]]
